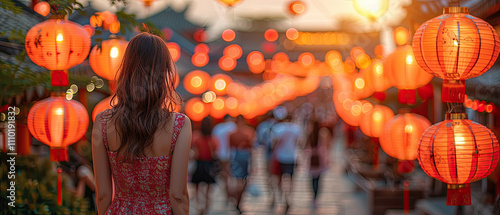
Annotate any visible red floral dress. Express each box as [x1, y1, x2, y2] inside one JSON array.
[[100, 111, 186, 215]]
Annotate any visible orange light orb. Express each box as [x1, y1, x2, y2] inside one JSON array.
[[247, 51, 265, 74], [393, 26, 410, 46], [261, 42, 277, 53], [219, 56, 237, 71], [210, 74, 233, 95], [418, 113, 499, 205], [183, 70, 210, 95], [334, 97, 372, 126], [34, 2, 50, 16], [374, 44, 386, 58], [355, 53, 371, 69], [193, 29, 207, 43], [109, 21, 120, 34], [90, 15, 102, 28], [222, 29, 236, 42], [299, 52, 315, 68], [286, 28, 299, 40], [225, 97, 239, 117], [89, 37, 129, 81], [210, 97, 226, 119], [25, 18, 91, 71], [380, 113, 431, 160], [192, 52, 209, 67], [350, 47, 366, 60], [195, 43, 209, 53], [224, 44, 243, 59], [360, 105, 394, 138], [352, 71, 374, 99], [166, 42, 181, 62], [27, 95, 89, 161], [185, 98, 209, 122], [288, 1, 306, 16], [264, 29, 279, 42]]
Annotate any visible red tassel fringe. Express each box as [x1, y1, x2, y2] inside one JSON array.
[[57, 167, 62, 206], [447, 184, 471, 205], [442, 80, 465, 103], [51, 70, 69, 87], [373, 92, 387, 101], [50, 148, 68, 162], [397, 160, 415, 174], [398, 89, 417, 105]]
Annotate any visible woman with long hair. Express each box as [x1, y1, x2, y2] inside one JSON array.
[[92, 32, 192, 215]]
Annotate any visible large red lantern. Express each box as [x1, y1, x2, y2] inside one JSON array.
[[418, 113, 499, 205], [364, 59, 391, 92], [27, 94, 89, 161], [413, 7, 500, 103], [185, 97, 210, 122], [384, 45, 433, 104], [359, 105, 394, 138], [184, 70, 210, 95], [89, 36, 128, 81], [25, 16, 91, 86], [380, 113, 431, 160], [209, 74, 233, 96], [352, 70, 374, 99]]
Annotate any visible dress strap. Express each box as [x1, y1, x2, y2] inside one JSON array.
[[100, 109, 110, 151], [170, 113, 186, 155]]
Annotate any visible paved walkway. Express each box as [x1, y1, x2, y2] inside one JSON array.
[[188, 139, 369, 215]]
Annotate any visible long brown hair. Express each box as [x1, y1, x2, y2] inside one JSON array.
[[109, 32, 181, 161]]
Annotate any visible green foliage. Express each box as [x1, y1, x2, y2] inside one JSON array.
[[0, 0, 22, 15], [0, 152, 94, 215], [45, 0, 86, 17]]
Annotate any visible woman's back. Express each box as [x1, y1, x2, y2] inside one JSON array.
[[97, 111, 186, 214]]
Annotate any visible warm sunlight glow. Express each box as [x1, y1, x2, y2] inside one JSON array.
[[110, 47, 119, 58]]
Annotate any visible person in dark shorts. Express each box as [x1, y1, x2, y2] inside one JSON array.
[[191, 117, 218, 215]]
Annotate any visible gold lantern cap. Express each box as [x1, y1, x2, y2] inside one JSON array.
[[445, 113, 468, 120], [443, 7, 469, 14]]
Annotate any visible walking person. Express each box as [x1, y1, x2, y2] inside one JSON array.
[[270, 114, 303, 214], [211, 115, 236, 202], [229, 116, 255, 213], [191, 117, 219, 215], [307, 121, 330, 208], [92, 33, 191, 215]]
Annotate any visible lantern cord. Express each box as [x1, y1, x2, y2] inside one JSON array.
[[447, 103, 464, 114]]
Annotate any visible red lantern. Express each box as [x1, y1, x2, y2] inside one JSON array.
[[359, 105, 394, 138], [89, 36, 129, 81], [384, 45, 433, 104], [352, 70, 374, 99], [210, 97, 226, 119], [34, 2, 50, 16], [192, 52, 209, 67], [92, 96, 117, 122], [288, 1, 306, 16], [418, 113, 500, 205], [364, 59, 391, 92], [333, 93, 372, 127], [184, 70, 210, 95], [413, 7, 500, 103], [380, 113, 431, 160], [222, 29, 236, 42], [25, 16, 91, 86]]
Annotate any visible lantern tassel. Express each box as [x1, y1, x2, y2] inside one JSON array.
[[50, 70, 69, 87], [442, 79, 465, 103], [50, 147, 68, 162], [373, 91, 387, 101], [447, 184, 471, 205], [404, 180, 410, 215], [57, 166, 63, 206], [398, 89, 417, 105]]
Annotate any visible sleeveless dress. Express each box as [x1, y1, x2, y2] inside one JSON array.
[[100, 111, 186, 215]]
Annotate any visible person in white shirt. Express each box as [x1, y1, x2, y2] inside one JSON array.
[[270, 115, 303, 213], [211, 115, 236, 201]]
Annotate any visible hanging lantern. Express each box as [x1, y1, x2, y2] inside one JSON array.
[[418, 113, 499, 205], [34, 2, 50, 17], [359, 105, 394, 138], [384, 45, 434, 104], [92, 96, 117, 122], [25, 16, 91, 87], [217, 0, 243, 7], [210, 97, 227, 119], [183, 70, 210, 95], [185, 97, 210, 122], [89, 36, 129, 81], [352, 70, 374, 99], [380, 113, 431, 160], [27, 94, 89, 161], [364, 59, 391, 92], [333, 93, 373, 127], [288, 1, 306, 16], [412, 7, 500, 103], [210, 74, 233, 96]]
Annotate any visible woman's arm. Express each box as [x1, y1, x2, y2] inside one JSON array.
[[170, 117, 192, 215], [92, 113, 113, 215]]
